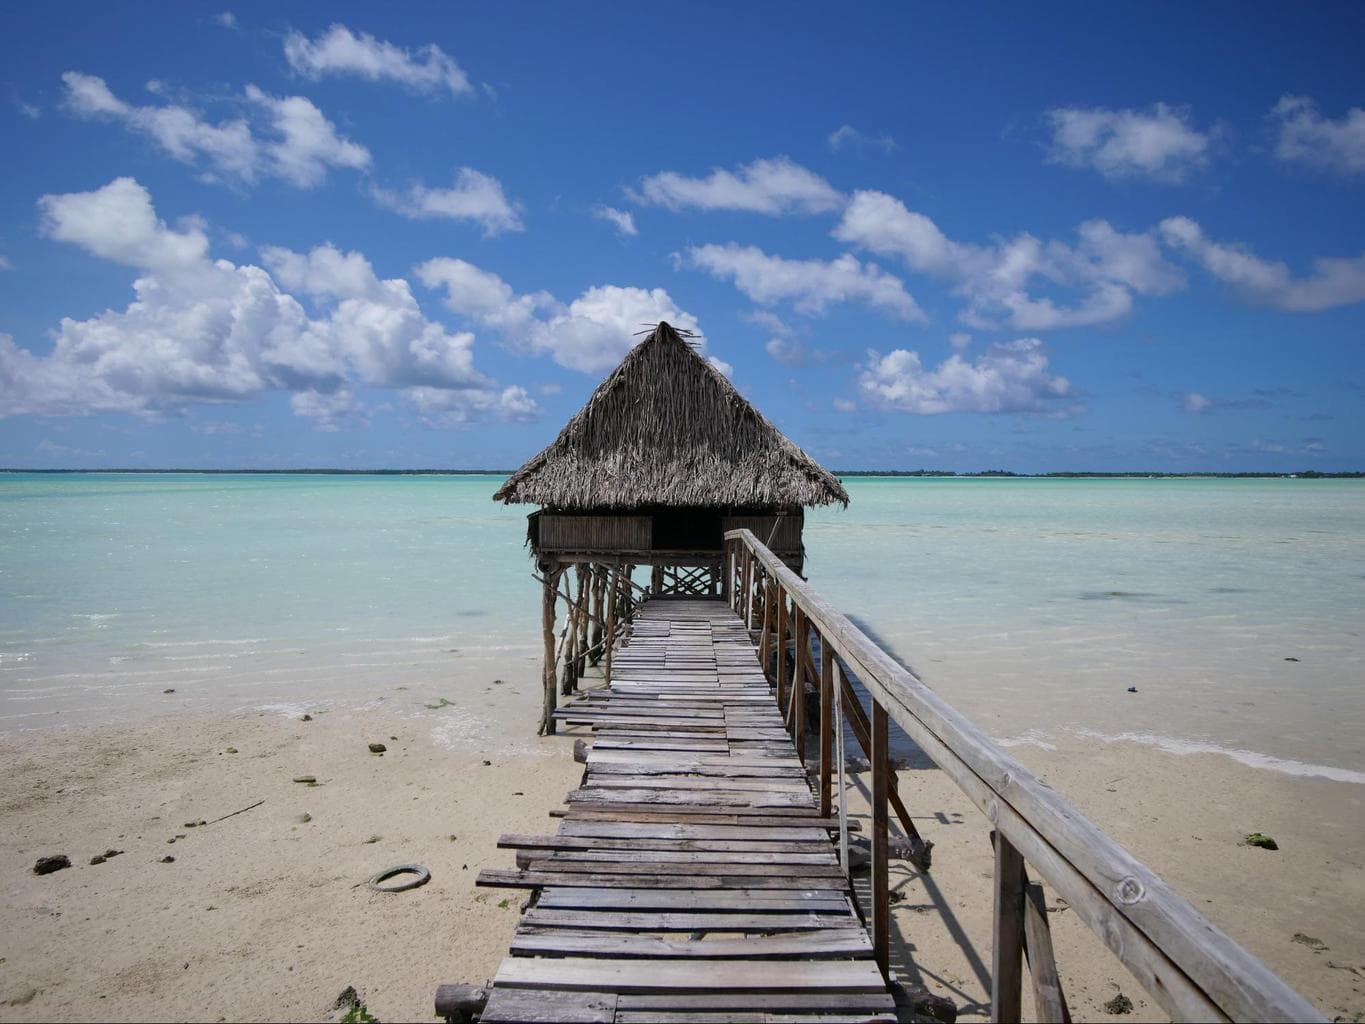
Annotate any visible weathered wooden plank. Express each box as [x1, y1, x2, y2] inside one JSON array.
[[521, 909, 855, 932], [479, 868, 844, 890], [614, 992, 896, 1013], [479, 987, 616, 1024], [499, 833, 833, 854], [523, 849, 836, 867], [558, 821, 833, 842], [558, 808, 835, 826], [533, 887, 852, 913], [584, 776, 813, 794], [567, 788, 815, 809], [523, 858, 844, 879], [493, 957, 889, 994], [509, 927, 872, 960]]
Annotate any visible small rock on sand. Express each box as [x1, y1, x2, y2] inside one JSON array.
[[368, 742, 387, 754], [291, 775, 317, 784], [160, 855, 175, 863], [90, 855, 106, 865], [163, 688, 175, 694], [33, 855, 71, 875]]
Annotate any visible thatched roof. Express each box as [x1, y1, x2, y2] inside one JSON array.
[[494, 322, 849, 510]]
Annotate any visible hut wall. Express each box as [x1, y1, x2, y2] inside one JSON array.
[[537, 514, 651, 551], [721, 513, 803, 552]]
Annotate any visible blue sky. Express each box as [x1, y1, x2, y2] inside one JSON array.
[[1, 2, 1363, 472]]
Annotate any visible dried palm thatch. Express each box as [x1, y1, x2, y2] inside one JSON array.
[[495, 322, 848, 510]]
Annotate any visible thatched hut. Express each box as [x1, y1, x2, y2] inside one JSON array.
[[496, 321, 847, 732]]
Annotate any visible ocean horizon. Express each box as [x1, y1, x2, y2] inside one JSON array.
[[2, 472, 1361, 781]]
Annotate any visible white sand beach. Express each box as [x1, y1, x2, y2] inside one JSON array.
[[1, 694, 1360, 1023]]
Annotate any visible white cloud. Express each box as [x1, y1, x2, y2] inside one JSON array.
[[635, 157, 842, 215], [62, 72, 369, 189], [1270, 95, 1365, 176], [859, 339, 1075, 415], [370, 168, 523, 235], [1159, 216, 1365, 312], [686, 243, 924, 320], [64, 71, 259, 184], [743, 310, 791, 335], [1183, 392, 1212, 414], [291, 386, 365, 431], [0, 256, 13, 271], [593, 205, 637, 237], [828, 124, 896, 153], [214, 11, 237, 29], [14, 98, 41, 119], [1046, 103, 1211, 182], [1, 178, 531, 427], [417, 259, 707, 374], [765, 337, 807, 365], [832, 397, 857, 413], [244, 85, 371, 188], [834, 190, 1181, 329], [283, 24, 472, 97]]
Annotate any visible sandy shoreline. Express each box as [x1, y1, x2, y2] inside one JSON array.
[[1, 698, 1361, 1022]]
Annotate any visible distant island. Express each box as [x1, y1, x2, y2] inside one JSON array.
[[3, 468, 1363, 478]]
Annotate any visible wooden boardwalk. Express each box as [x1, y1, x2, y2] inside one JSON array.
[[476, 598, 897, 1023]]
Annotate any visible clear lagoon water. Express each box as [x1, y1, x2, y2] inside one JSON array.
[[1, 473, 1361, 778]]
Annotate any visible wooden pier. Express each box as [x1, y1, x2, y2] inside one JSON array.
[[476, 326, 1321, 1022], [474, 599, 897, 1023]]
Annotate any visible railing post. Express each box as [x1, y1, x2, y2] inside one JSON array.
[[819, 632, 833, 818], [758, 577, 772, 678], [871, 697, 890, 980], [793, 605, 808, 762], [992, 830, 1027, 1023], [775, 586, 788, 707]]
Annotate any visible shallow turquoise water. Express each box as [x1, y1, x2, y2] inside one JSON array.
[[2, 473, 1362, 773]]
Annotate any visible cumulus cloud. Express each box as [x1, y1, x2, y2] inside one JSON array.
[[859, 339, 1075, 415], [593, 205, 637, 237], [1046, 103, 1211, 182], [243, 85, 371, 187], [1159, 216, 1365, 312], [370, 168, 523, 235], [291, 386, 365, 431], [1182, 392, 1212, 414], [635, 157, 843, 215], [62, 72, 369, 188], [834, 190, 1179, 329], [1270, 96, 1365, 176], [283, 24, 472, 97], [418, 256, 708, 374], [828, 125, 896, 153], [686, 243, 923, 321], [1, 178, 532, 427]]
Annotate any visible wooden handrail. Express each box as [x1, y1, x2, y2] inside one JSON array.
[[725, 528, 1321, 1024]]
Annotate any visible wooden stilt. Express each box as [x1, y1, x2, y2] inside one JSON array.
[[603, 564, 620, 685], [573, 564, 589, 683], [588, 566, 605, 666], [538, 564, 562, 736]]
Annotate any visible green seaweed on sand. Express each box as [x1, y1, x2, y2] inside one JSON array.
[[424, 697, 455, 710], [1244, 832, 1279, 850]]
